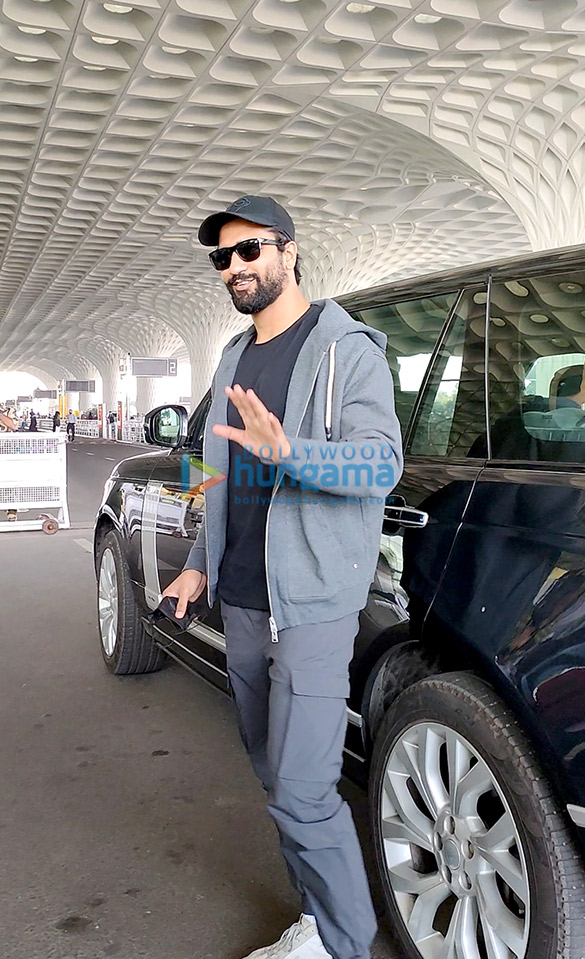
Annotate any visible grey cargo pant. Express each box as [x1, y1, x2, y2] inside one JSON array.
[[220, 602, 377, 959]]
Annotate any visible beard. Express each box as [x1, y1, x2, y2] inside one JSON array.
[[227, 259, 288, 314]]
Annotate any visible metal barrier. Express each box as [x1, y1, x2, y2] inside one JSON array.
[[75, 420, 100, 438], [37, 416, 149, 444], [38, 419, 65, 432], [0, 433, 70, 533], [38, 419, 99, 437], [121, 419, 146, 444]]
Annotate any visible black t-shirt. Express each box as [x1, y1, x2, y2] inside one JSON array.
[[218, 303, 322, 609]]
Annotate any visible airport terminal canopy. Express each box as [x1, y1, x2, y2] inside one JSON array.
[[0, 0, 584, 401]]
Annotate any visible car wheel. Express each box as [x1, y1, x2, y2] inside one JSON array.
[[369, 672, 585, 959], [97, 529, 166, 675]]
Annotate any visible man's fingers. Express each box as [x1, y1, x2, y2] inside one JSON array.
[[245, 388, 269, 415], [163, 570, 205, 619], [212, 423, 246, 444], [240, 387, 270, 422], [227, 385, 267, 426], [226, 386, 254, 425], [175, 589, 191, 618]]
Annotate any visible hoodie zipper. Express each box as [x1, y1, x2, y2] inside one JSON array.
[[265, 351, 328, 642]]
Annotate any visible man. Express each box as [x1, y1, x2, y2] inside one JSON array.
[[66, 409, 76, 441], [163, 196, 402, 959], [52, 410, 60, 432]]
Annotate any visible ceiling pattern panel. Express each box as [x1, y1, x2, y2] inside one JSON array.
[[0, 0, 583, 392]]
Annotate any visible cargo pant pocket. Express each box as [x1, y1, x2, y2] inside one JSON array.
[[273, 669, 350, 784]]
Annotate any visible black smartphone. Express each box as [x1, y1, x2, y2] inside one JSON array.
[[150, 594, 208, 631]]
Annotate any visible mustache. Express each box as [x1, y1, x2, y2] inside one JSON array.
[[228, 274, 258, 289]]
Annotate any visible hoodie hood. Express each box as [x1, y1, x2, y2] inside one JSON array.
[[312, 298, 387, 353]]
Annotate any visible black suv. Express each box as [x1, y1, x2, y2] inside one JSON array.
[[95, 246, 585, 959]]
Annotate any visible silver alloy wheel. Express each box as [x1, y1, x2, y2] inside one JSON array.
[[380, 722, 530, 959], [98, 547, 118, 657]]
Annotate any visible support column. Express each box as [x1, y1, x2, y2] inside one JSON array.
[[97, 353, 121, 415], [135, 377, 158, 416], [65, 393, 79, 414], [78, 391, 92, 412], [188, 323, 232, 405]]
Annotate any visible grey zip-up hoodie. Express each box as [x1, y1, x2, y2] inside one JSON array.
[[184, 298, 403, 634]]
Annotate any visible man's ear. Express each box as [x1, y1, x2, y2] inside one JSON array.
[[283, 241, 298, 273]]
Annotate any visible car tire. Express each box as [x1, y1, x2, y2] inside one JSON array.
[[97, 529, 166, 675], [369, 671, 585, 959]]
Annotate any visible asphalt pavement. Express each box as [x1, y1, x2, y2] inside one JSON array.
[[0, 437, 400, 959]]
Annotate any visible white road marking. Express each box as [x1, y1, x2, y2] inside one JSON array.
[[73, 538, 93, 553], [105, 457, 115, 461], [85, 452, 95, 455]]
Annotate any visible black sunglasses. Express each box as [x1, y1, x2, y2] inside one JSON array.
[[209, 237, 282, 271]]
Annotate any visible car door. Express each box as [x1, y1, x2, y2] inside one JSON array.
[[429, 267, 585, 815], [144, 392, 229, 690], [348, 285, 489, 700]]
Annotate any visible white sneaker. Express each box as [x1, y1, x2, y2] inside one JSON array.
[[241, 914, 332, 959]]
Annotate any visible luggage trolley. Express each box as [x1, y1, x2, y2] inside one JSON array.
[[0, 433, 70, 533]]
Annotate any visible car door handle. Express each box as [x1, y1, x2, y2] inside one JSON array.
[[384, 505, 429, 529]]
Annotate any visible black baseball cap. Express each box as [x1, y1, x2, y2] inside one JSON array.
[[198, 195, 295, 247]]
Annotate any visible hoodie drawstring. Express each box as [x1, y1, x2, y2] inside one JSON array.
[[325, 340, 336, 441]]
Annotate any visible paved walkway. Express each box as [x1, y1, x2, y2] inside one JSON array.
[[0, 440, 400, 959]]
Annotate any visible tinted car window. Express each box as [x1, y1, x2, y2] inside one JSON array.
[[348, 292, 458, 432], [407, 287, 487, 458], [187, 392, 211, 451], [488, 271, 585, 463]]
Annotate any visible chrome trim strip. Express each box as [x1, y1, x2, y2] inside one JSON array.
[[187, 620, 227, 652], [343, 747, 365, 763], [484, 273, 492, 461], [152, 625, 228, 678], [347, 708, 363, 728], [142, 481, 163, 610], [567, 803, 585, 827]]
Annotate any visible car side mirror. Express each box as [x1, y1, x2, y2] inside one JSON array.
[[144, 405, 189, 450]]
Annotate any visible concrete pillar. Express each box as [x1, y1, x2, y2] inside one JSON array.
[[78, 391, 92, 412], [188, 324, 232, 405], [65, 393, 79, 414], [135, 377, 158, 416], [97, 355, 120, 415]]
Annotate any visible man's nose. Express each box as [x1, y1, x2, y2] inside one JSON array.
[[225, 255, 248, 277]]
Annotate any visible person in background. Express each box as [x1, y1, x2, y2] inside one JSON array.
[[108, 410, 117, 439], [28, 410, 38, 432], [52, 410, 61, 432], [66, 409, 76, 441]]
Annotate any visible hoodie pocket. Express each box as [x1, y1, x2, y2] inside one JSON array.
[[284, 495, 369, 602]]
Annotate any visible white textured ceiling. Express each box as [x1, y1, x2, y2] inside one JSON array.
[[1, 0, 585, 398]]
